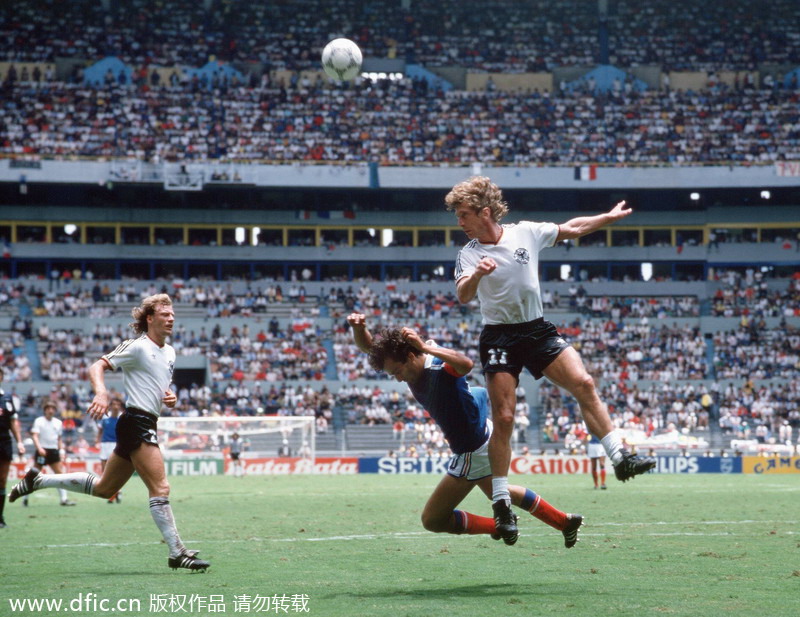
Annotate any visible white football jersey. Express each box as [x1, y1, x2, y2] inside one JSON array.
[[455, 221, 559, 324], [103, 334, 176, 417], [31, 415, 62, 449]]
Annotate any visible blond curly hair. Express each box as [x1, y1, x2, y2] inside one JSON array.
[[444, 176, 509, 222], [130, 293, 172, 335]]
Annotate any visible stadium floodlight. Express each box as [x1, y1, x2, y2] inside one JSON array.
[[381, 229, 394, 247], [689, 192, 701, 201], [64, 224, 77, 235], [235, 227, 246, 245], [760, 190, 771, 200]]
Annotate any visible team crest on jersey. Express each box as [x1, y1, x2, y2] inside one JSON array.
[[168, 361, 174, 375], [514, 248, 530, 264]]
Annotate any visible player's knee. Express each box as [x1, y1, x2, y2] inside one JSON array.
[[420, 509, 450, 532], [573, 372, 596, 397], [492, 411, 515, 432]]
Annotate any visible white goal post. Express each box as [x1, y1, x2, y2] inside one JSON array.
[[157, 416, 315, 461]]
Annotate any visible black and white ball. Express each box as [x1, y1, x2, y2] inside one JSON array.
[[321, 38, 363, 81]]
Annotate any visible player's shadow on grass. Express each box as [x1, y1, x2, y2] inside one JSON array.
[[325, 583, 532, 600]]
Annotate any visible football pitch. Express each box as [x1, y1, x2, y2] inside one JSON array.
[[1, 473, 797, 617]]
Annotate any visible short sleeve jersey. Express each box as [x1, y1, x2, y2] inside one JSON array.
[[406, 355, 489, 454], [455, 221, 559, 324], [31, 416, 62, 449], [102, 335, 176, 417], [0, 389, 17, 441]]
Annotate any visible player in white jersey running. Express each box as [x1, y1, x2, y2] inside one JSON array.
[[28, 401, 76, 506], [447, 176, 655, 544], [10, 294, 209, 571]]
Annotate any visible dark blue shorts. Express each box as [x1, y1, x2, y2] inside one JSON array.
[[479, 318, 570, 380]]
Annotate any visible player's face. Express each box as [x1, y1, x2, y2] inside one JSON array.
[[383, 354, 419, 384], [148, 305, 175, 339], [454, 205, 491, 240]]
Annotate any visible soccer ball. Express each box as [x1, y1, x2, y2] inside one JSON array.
[[321, 38, 363, 81]]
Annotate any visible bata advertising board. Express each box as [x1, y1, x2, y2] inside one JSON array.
[[224, 457, 359, 475]]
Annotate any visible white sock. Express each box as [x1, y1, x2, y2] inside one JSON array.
[[149, 497, 187, 558], [37, 472, 97, 495], [491, 477, 510, 504], [600, 431, 625, 465]]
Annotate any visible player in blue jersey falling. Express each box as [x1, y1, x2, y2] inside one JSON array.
[[348, 313, 582, 548]]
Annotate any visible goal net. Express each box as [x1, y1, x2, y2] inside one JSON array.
[[157, 416, 316, 461]]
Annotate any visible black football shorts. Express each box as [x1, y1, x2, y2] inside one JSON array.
[[114, 408, 159, 461], [479, 318, 570, 380]]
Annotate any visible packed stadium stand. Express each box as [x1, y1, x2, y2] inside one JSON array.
[[1, 0, 799, 462]]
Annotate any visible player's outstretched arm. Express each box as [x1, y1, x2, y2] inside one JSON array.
[[347, 312, 374, 352], [87, 359, 112, 421], [400, 327, 473, 376], [556, 200, 632, 241]]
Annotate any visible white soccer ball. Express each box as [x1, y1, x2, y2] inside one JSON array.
[[321, 38, 363, 81]]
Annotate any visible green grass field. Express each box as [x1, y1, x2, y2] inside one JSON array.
[[1, 473, 798, 617]]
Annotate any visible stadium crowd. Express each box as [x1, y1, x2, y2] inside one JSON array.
[[3, 78, 800, 165], [3, 0, 799, 72]]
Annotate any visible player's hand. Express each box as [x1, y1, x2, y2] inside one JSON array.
[[400, 327, 425, 351], [87, 391, 110, 420], [163, 390, 177, 408], [608, 200, 632, 221], [475, 257, 497, 277], [17, 442, 25, 455], [347, 313, 367, 329], [37, 447, 46, 457]]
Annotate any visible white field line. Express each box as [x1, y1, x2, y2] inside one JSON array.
[[31, 519, 799, 549]]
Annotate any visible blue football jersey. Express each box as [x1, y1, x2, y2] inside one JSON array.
[[407, 355, 489, 454]]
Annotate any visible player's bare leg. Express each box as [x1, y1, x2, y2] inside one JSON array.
[[13, 451, 131, 503], [421, 474, 497, 536], [485, 371, 519, 544], [131, 443, 208, 572], [543, 347, 655, 481]]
